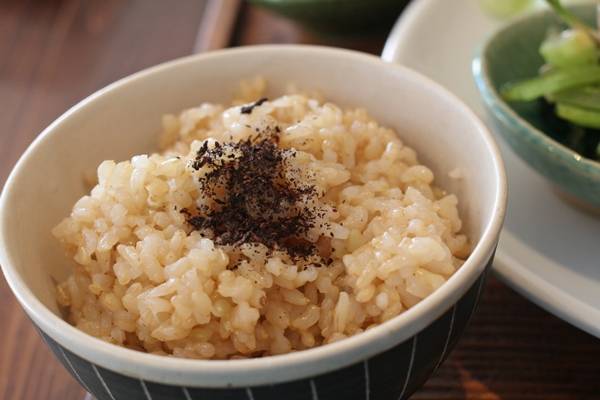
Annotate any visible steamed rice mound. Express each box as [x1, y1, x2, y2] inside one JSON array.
[[53, 79, 470, 359]]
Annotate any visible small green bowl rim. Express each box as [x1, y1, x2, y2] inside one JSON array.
[[472, 4, 600, 179]]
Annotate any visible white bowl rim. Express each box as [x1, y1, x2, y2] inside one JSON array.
[[0, 44, 507, 387]]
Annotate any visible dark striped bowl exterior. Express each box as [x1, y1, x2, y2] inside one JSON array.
[[38, 263, 489, 400]]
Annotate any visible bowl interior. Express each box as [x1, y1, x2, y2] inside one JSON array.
[[483, 5, 599, 159], [0, 46, 502, 355]]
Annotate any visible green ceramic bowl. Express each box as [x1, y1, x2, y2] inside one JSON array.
[[473, 4, 600, 210], [248, 0, 410, 34]]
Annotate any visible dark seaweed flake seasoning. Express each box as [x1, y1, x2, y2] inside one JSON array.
[[184, 130, 329, 262]]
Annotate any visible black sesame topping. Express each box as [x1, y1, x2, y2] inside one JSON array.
[[240, 97, 268, 114], [184, 129, 329, 262]]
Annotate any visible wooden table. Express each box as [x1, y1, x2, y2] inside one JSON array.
[[1, 1, 599, 399]]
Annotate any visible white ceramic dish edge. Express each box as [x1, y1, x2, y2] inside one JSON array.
[[382, 0, 600, 338]]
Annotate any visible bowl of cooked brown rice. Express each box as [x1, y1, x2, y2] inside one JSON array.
[[0, 45, 506, 400]]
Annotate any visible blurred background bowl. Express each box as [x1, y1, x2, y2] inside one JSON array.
[[248, 0, 411, 33]]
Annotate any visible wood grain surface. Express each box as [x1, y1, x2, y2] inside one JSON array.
[[1, 1, 599, 399]]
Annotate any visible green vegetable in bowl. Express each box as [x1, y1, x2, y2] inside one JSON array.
[[540, 29, 599, 68], [552, 85, 600, 111], [479, 0, 535, 19], [502, 65, 600, 101], [557, 102, 600, 128], [500, 0, 600, 161], [545, 0, 599, 43]]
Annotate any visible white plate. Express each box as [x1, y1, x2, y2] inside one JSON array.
[[382, 0, 600, 337]]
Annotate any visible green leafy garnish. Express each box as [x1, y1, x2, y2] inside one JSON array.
[[479, 0, 535, 19], [556, 102, 600, 129], [501, 65, 600, 101], [545, 0, 599, 43], [552, 85, 600, 111], [500, 0, 600, 161], [540, 29, 599, 67]]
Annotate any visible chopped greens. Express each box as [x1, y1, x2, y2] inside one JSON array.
[[552, 85, 600, 111], [501, 0, 600, 162], [479, 0, 535, 19], [545, 0, 600, 43], [557, 102, 600, 129], [540, 29, 599, 68], [501, 65, 600, 101]]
